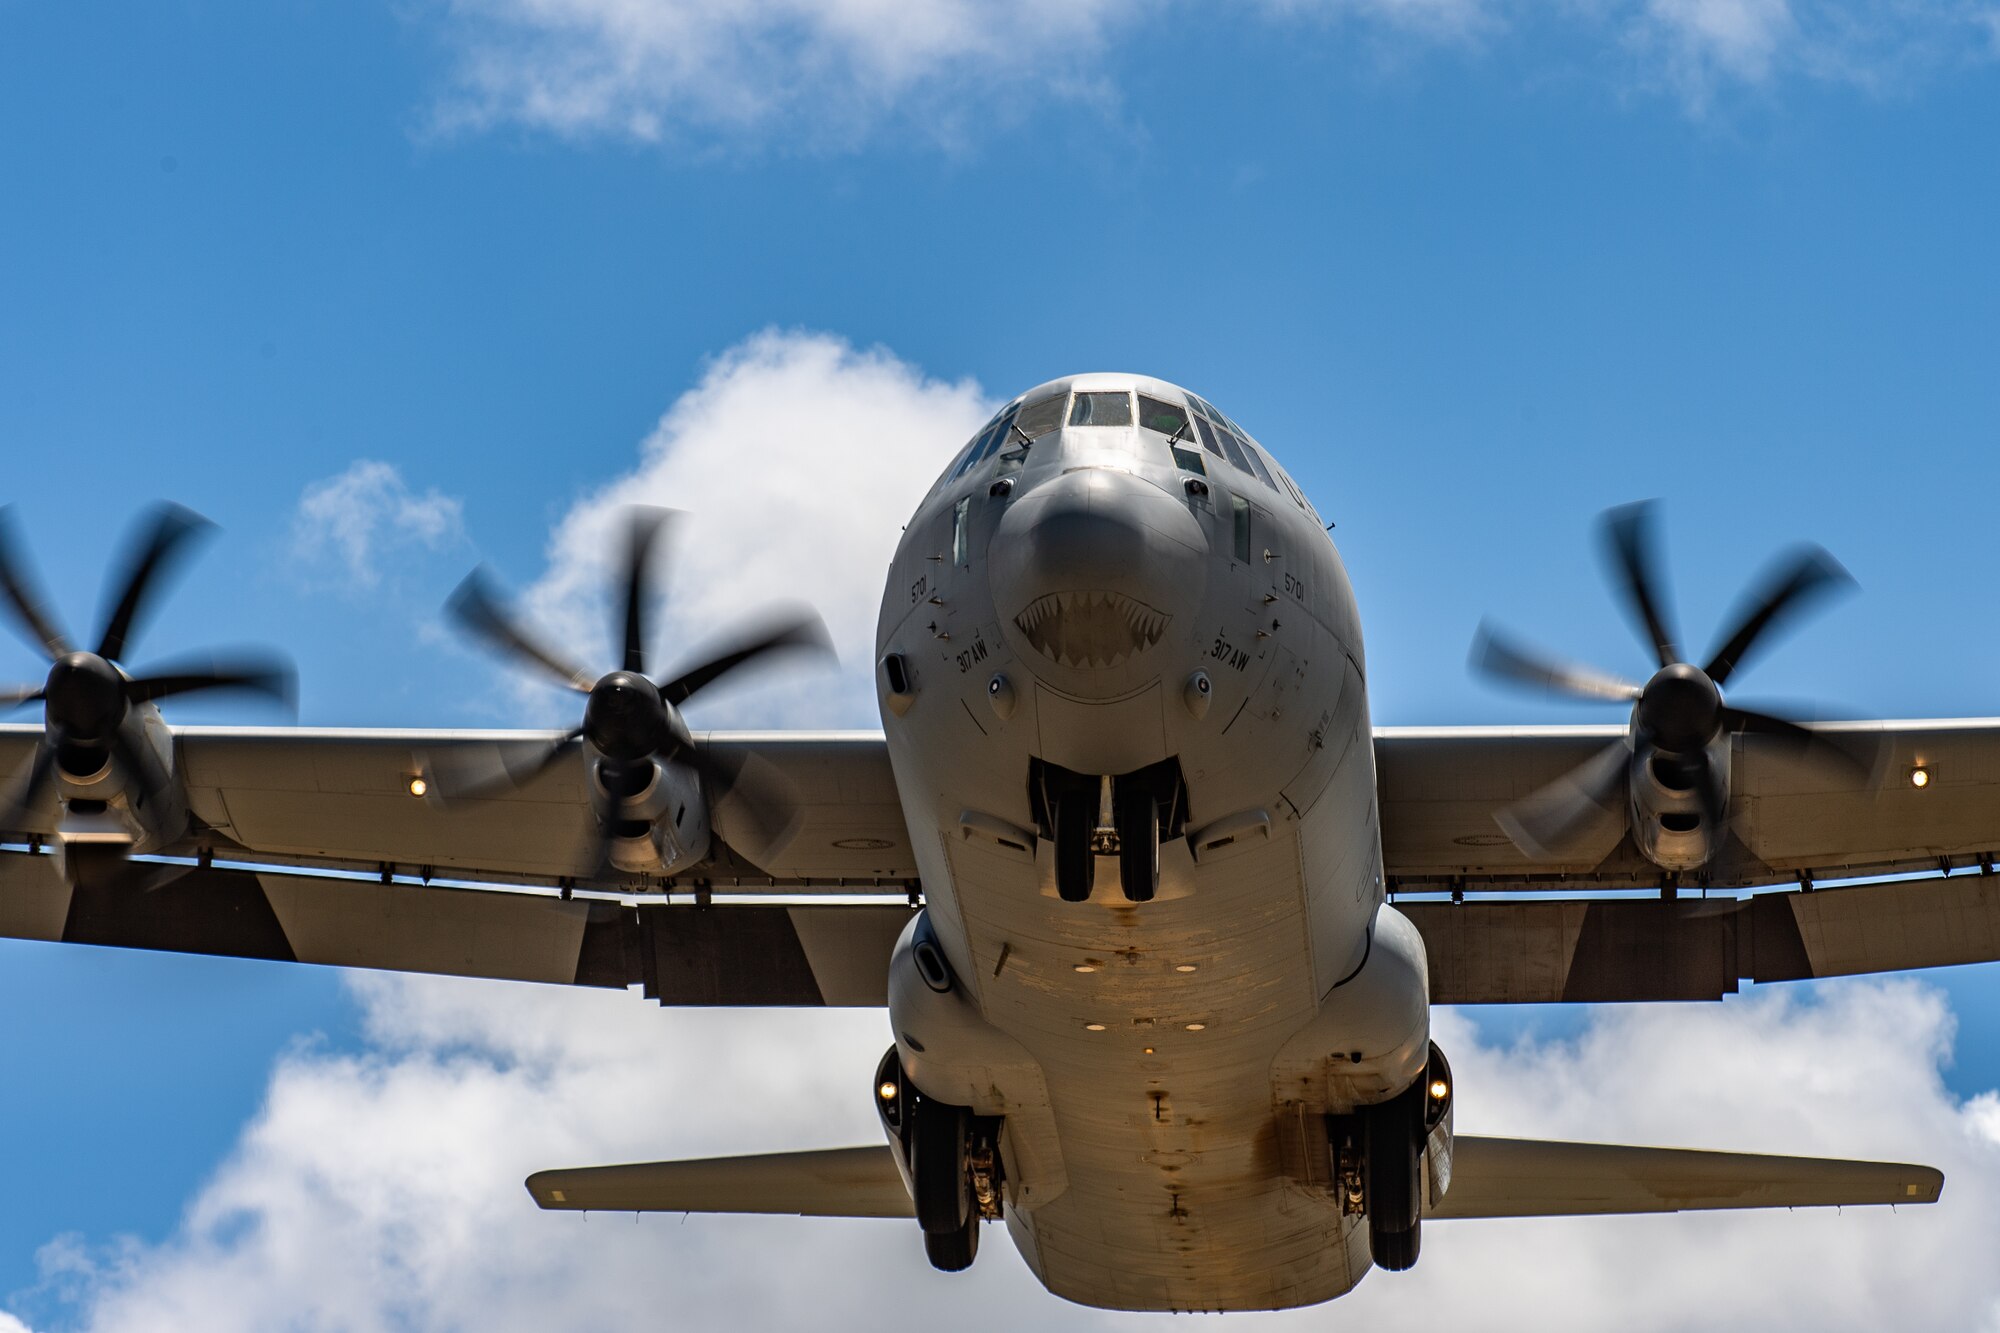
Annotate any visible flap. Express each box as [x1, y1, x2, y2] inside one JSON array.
[[0, 850, 911, 1006], [1409, 871, 2000, 1003]]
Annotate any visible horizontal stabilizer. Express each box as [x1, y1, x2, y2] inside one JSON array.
[[526, 1145, 913, 1218], [1432, 1136, 1942, 1219]]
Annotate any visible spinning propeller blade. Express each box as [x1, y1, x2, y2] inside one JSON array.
[[1472, 501, 1859, 863]]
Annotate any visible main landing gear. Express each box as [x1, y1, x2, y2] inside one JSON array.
[[1330, 1046, 1454, 1273], [1034, 759, 1186, 904], [874, 1049, 1003, 1274], [1360, 1081, 1424, 1271], [914, 1098, 980, 1271]]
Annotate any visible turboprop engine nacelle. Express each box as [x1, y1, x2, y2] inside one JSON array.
[[594, 753, 711, 876], [1627, 734, 1732, 873], [49, 706, 188, 885]]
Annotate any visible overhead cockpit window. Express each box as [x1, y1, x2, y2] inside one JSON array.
[[1014, 393, 1068, 442], [1069, 391, 1133, 427]]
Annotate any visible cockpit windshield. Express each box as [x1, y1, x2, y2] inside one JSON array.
[[1014, 393, 1067, 441], [1068, 391, 1133, 427]]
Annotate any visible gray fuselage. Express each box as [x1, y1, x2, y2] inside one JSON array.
[[875, 374, 1431, 1312]]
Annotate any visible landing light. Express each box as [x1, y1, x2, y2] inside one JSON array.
[[878, 1081, 899, 1101], [1085, 1022, 1107, 1032], [1429, 1079, 1450, 1101], [1184, 1022, 1207, 1032], [407, 776, 428, 798], [1174, 964, 1198, 974], [1911, 766, 1932, 789], [1073, 964, 1098, 974]]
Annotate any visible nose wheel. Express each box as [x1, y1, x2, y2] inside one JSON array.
[[1051, 785, 1098, 903], [1114, 783, 1159, 902], [1034, 759, 1186, 904]]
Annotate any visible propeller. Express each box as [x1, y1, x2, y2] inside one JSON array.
[[1470, 500, 1860, 862], [436, 506, 832, 879], [0, 503, 296, 836]]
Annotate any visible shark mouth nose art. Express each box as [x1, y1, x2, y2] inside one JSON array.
[[1014, 590, 1168, 669]]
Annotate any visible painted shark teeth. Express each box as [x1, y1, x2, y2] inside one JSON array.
[[1013, 590, 1169, 669]]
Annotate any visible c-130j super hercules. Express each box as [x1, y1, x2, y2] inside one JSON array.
[[6, 374, 1992, 1311]]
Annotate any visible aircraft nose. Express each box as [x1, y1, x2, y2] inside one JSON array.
[[990, 468, 1207, 690]]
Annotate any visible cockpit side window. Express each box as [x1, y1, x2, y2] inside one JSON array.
[[1137, 394, 1189, 438], [1014, 393, 1068, 441], [1069, 391, 1134, 427], [1237, 433, 1277, 489], [947, 405, 1013, 483], [1198, 405, 1255, 475]]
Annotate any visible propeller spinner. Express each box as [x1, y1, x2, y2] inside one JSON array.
[[435, 506, 832, 882], [0, 503, 296, 836], [1470, 501, 1860, 869]]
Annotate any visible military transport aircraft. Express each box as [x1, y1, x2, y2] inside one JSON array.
[[5, 373, 1998, 1313]]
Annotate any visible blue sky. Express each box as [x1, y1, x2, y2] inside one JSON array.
[[3, 0, 2000, 1327]]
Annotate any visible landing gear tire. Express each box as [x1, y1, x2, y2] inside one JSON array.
[[912, 1098, 971, 1236], [1053, 790, 1096, 903], [1369, 1220, 1420, 1271], [923, 1211, 980, 1272], [1363, 1083, 1424, 1272], [1114, 786, 1159, 903]]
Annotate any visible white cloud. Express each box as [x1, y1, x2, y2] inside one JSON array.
[[419, 0, 2000, 143], [291, 461, 466, 592], [426, 0, 1144, 148], [502, 327, 990, 729], [1629, 0, 2000, 107], [15, 975, 2000, 1331]]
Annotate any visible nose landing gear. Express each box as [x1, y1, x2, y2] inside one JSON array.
[[1032, 759, 1187, 904]]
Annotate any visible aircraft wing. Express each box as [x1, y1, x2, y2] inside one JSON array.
[[518, 1137, 1938, 1219], [1407, 871, 2000, 1003], [0, 849, 912, 1006], [1378, 719, 2000, 891], [1429, 1136, 1941, 1218], [0, 724, 917, 891], [11, 715, 2000, 895]]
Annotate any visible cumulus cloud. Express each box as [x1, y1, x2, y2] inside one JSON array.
[[417, 0, 2000, 142], [291, 461, 466, 592], [12, 975, 2000, 1331], [1629, 0, 2000, 108], [426, 0, 1144, 148], [500, 327, 990, 730]]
